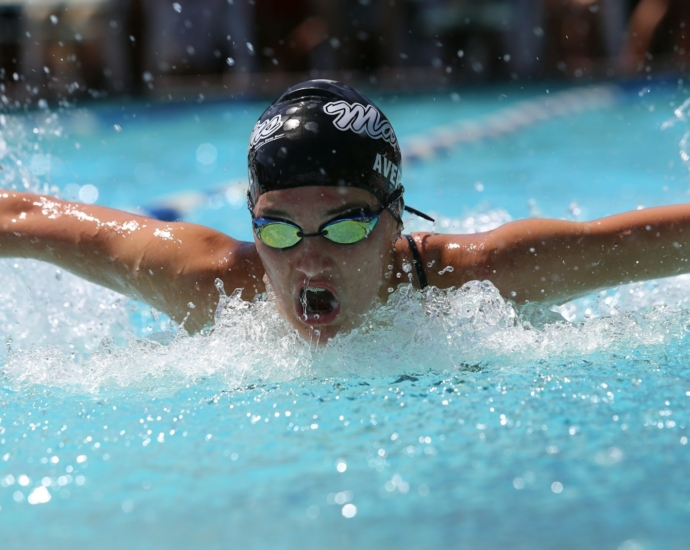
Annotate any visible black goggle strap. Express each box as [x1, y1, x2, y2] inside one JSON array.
[[248, 186, 435, 223], [385, 187, 435, 224], [404, 205, 435, 222]]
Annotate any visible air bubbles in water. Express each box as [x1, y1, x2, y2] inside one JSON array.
[[78, 184, 99, 204], [196, 143, 217, 165], [214, 278, 226, 296], [662, 98, 690, 167], [172, 3, 182, 13], [341, 504, 357, 518], [29, 154, 50, 176], [27, 486, 51, 505], [3, 195, 690, 394], [63, 183, 81, 200], [3, 271, 690, 393]]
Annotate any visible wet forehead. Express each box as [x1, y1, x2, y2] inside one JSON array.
[[254, 187, 380, 220]]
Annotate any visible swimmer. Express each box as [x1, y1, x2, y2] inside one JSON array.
[[3, 79, 690, 341]]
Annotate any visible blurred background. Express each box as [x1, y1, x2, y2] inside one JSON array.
[[0, 0, 689, 104]]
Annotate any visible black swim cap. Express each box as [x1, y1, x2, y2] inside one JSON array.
[[247, 80, 432, 222]]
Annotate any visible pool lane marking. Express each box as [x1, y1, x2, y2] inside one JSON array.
[[403, 85, 622, 164]]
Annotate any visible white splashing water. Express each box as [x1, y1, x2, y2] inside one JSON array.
[[2, 188, 689, 393], [0, 110, 63, 194], [3, 103, 690, 395], [662, 97, 690, 166], [3, 259, 690, 394]]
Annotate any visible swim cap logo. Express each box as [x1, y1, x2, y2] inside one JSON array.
[[323, 101, 397, 145], [249, 114, 284, 149], [373, 153, 401, 186]]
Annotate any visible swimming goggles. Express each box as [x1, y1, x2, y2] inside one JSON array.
[[253, 207, 384, 249]]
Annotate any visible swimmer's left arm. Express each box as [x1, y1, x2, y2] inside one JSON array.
[[414, 204, 690, 305]]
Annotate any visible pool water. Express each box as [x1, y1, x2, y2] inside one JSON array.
[[2, 80, 690, 549]]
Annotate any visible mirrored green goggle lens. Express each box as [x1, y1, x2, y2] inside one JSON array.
[[254, 217, 379, 249], [322, 218, 377, 244], [255, 223, 302, 248]]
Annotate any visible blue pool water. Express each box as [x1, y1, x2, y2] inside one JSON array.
[[2, 81, 690, 549]]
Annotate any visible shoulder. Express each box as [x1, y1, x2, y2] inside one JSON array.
[[394, 232, 493, 289], [163, 223, 265, 299], [136, 223, 266, 331]]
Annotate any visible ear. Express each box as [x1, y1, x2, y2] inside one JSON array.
[[384, 209, 403, 243], [391, 221, 403, 244]]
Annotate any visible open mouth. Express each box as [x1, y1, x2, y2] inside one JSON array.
[[298, 286, 339, 323]]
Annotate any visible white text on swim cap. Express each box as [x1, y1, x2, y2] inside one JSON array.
[[323, 101, 398, 145], [373, 153, 402, 186], [249, 114, 284, 149]]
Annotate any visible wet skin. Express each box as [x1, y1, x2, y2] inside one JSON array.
[[252, 186, 402, 341], [6, 188, 690, 339]]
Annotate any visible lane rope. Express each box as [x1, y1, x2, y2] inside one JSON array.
[[404, 85, 621, 163]]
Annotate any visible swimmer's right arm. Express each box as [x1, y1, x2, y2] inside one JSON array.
[[0, 191, 265, 332]]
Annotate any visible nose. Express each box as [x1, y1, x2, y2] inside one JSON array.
[[294, 236, 334, 278]]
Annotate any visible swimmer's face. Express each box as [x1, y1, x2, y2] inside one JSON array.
[[252, 186, 401, 342]]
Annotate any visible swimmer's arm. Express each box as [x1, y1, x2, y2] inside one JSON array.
[[0, 191, 265, 332], [416, 204, 690, 304]]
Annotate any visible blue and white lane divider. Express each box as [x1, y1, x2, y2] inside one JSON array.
[[142, 183, 247, 222], [404, 85, 622, 163], [142, 85, 622, 222]]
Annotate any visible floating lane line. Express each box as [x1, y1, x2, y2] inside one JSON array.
[[403, 85, 622, 164], [140, 181, 247, 222]]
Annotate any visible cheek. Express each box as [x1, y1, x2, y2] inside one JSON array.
[[255, 245, 292, 286], [340, 239, 389, 280]]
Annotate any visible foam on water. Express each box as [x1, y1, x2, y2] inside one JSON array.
[[0, 107, 63, 194], [3, 100, 690, 400], [5, 93, 690, 549], [3, 252, 690, 394]]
